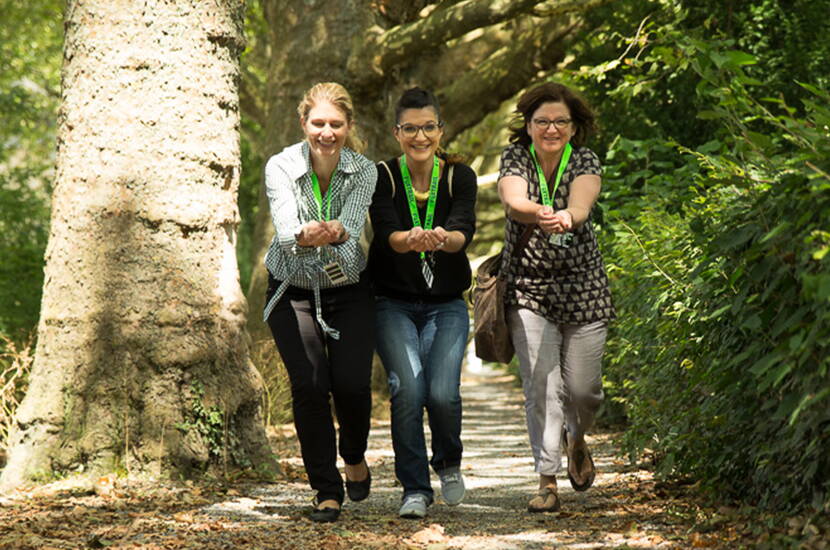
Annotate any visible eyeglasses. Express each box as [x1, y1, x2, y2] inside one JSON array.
[[396, 122, 444, 138], [532, 118, 572, 130]]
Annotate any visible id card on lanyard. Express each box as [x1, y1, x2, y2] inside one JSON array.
[[530, 143, 573, 247], [311, 171, 348, 285], [399, 155, 440, 288]]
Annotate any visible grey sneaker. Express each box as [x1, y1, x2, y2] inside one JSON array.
[[438, 468, 466, 506], [398, 493, 429, 519]]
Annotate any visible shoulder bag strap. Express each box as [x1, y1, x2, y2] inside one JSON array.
[[497, 224, 534, 281], [448, 163, 454, 198], [379, 160, 395, 198], [512, 225, 534, 258]]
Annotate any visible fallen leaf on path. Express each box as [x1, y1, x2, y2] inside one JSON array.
[[409, 524, 447, 544], [173, 512, 194, 523], [94, 475, 116, 497], [690, 532, 714, 547]]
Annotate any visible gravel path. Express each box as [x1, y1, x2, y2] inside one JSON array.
[[204, 364, 688, 549]]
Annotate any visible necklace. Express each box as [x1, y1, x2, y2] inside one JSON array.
[[412, 187, 430, 201]]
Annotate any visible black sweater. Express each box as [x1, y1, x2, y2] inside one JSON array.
[[368, 157, 477, 302]]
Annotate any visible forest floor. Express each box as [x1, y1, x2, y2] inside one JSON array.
[[0, 365, 826, 549]]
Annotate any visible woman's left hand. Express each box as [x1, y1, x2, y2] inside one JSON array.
[[323, 220, 348, 244], [427, 226, 450, 251], [548, 209, 573, 234]]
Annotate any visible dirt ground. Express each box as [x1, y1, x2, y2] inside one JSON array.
[[0, 365, 825, 549]]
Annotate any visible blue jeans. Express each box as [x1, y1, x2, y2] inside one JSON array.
[[375, 297, 468, 501]]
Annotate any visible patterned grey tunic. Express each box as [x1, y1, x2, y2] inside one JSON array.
[[498, 142, 615, 325]]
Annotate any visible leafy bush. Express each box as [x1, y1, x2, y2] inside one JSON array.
[[600, 34, 830, 512], [0, 177, 49, 338]]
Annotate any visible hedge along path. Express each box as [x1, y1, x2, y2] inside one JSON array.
[[203, 364, 749, 549]]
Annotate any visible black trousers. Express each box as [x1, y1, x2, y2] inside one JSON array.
[[266, 272, 375, 504]]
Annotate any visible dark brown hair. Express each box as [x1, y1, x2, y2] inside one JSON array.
[[507, 82, 597, 148]]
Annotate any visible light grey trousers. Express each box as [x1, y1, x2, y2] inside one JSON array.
[[508, 306, 607, 475]]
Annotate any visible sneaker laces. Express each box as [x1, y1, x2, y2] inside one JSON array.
[[441, 472, 461, 483]]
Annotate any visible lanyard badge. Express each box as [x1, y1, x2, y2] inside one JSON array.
[[311, 170, 348, 284], [530, 143, 573, 247], [399, 155, 440, 288]]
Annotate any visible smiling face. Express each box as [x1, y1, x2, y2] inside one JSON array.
[[394, 106, 443, 164], [301, 100, 351, 161], [526, 101, 574, 159]]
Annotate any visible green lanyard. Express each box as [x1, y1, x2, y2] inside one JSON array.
[[399, 155, 440, 261], [310, 170, 335, 221], [529, 143, 572, 207]]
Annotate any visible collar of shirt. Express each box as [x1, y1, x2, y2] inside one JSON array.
[[280, 141, 364, 182]]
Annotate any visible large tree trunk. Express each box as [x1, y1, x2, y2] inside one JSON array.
[[1, 0, 276, 490], [245, 0, 601, 341]]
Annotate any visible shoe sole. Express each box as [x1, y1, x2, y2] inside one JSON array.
[[564, 432, 595, 492], [527, 503, 560, 513]]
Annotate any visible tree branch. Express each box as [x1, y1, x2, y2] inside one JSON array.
[[436, 0, 613, 141], [439, 22, 577, 143], [531, 0, 611, 17], [349, 0, 551, 79]]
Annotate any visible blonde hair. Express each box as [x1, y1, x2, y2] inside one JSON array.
[[297, 82, 366, 153]]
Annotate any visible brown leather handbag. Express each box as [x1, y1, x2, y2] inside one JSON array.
[[472, 226, 533, 363]]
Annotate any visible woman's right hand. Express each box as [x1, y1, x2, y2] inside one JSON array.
[[536, 205, 557, 234], [406, 227, 430, 252], [406, 227, 449, 252]]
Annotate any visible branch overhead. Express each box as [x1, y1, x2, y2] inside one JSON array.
[[352, 0, 549, 79], [439, 20, 580, 141], [352, 0, 613, 85]]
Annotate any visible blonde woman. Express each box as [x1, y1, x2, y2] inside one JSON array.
[[262, 82, 377, 522]]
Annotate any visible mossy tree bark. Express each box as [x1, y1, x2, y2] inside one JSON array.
[[1, 0, 276, 490], [245, 0, 609, 340]]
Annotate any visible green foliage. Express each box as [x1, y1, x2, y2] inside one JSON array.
[[175, 382, 226, 461], [0, 177, 50, 337], [237, 2, 268, 292], [573, 0, 830, 156], [599, 29, 830, 512], [237, 120, 263, 293], [0, 0, 62, 339]]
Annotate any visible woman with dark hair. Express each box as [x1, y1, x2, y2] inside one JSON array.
[[368, 87, 477, 519], [262, 82, 376, 523], [497, 82, 614, 512]]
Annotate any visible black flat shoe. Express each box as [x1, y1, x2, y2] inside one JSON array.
[[346, 467, 371, 502], [310, 505, 341, 523]]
